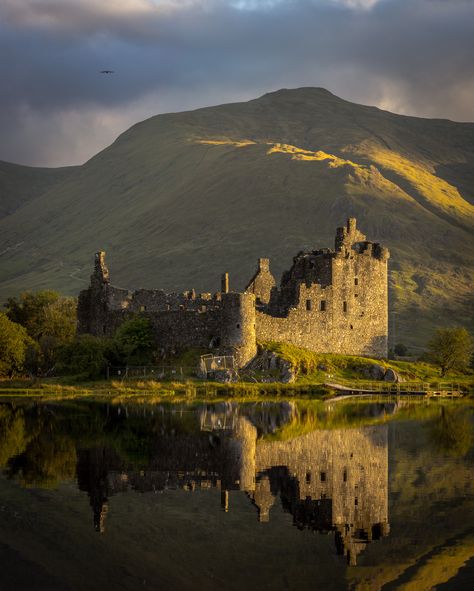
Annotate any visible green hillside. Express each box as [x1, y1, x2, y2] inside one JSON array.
[[0, 160, 77, 220], [0, 88, 473, 349]]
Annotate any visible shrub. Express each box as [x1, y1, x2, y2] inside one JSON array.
[[114, 316, 155, 365], [427, 327, 473, 376], [0, 313, 35, 376], [394, 343, 408, 356], [57, 334, 111, 379]]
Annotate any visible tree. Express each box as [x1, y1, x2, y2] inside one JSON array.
[[5, 291, 61, 339], [114, 316, 155, 365], [0, 313, 35, 376], [57, 334, 111, 379], [4, 291, 77, 374], [427, 327, 473, 376]]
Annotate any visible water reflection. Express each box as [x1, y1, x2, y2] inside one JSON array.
[[0, 399, 473, 590], [0, 400, 394, 566]]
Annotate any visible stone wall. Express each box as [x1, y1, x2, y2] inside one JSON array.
[[255, 219, 389, 357], [77, 218, 390, 364], [245, 258, 276, 305]]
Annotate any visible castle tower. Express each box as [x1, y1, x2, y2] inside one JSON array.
[[91, 251, 110, 286], [220, 292, 257, 367], [77, 251, 110, 335]]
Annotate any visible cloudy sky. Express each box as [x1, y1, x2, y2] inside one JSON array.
[[1, 0, 473, 167]]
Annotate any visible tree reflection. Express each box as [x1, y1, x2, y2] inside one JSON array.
[[427, 406, 472, 457], [5, 416, 77, 488], [0, 406, 28, 467]]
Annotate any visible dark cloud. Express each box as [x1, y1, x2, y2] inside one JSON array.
[[0, 0, 473, 166]]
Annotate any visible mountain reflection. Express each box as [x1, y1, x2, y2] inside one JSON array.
[[66, 403, 390, 565]]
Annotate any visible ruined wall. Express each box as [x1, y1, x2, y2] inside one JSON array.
[[77, 218, 390, 364], [245, 258, 276, 305], [255, 219, 389, 357]]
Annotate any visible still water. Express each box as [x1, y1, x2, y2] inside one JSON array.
[[0, 398, 473, 590]]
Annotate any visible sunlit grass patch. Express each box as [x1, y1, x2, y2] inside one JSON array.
[[267, 142, 362, 169], [195, 138, 256, 148]]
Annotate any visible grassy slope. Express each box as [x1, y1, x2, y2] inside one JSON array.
[[0, 88, 473, 347], [0, 160, 77, 220]]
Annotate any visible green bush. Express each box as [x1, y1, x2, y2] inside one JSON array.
[[114, 316, 155, 365], [57, 334, 112, 379], [394, 343, 408, 356], [0, 312, 35, 376]]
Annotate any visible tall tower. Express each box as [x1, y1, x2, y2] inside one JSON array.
[[220, 292, 257, 367]]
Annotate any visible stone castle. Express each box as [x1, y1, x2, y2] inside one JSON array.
[[77, 218, 390, 364]]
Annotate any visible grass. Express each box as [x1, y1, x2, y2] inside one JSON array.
[[260, 341, 474, 387], [0, 375, 329, 403], [1, 342, 472, 402], [267, 142, 362, 169], [366, 147, 474, 226]]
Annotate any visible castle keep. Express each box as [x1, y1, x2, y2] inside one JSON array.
[[77, 218, 390, 364]]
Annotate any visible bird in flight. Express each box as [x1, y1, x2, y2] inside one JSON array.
[[100, 70, 115, 74]]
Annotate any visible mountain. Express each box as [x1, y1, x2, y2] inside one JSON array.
[[0, 88, 473, 349], [0, 160, 77, 220]]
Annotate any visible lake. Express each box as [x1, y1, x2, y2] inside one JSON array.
[[0, 398, 473, 590]]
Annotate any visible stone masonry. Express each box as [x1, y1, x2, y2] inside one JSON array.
[[77, 218, 390, 364]]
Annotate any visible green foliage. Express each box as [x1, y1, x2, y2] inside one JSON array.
[[4, 291, 77, 375], [5, 291, 77, 342], [427, 327, 473, 376], [114, 316, 155, 365], [6, 290, 61, 339], [0, 312, 35, 376], [394, 343, 408, 356], [57, 334, 112, 379]]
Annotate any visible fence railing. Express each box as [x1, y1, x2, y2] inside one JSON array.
[[106, 365, 197, 381], [199, 354, 236, 372], [324, 380, 465, 396]]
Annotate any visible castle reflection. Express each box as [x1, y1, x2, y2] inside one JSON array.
[[76, 404, 390, 565]]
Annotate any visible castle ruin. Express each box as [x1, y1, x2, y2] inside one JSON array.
[[77, 218, 390, 363]]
